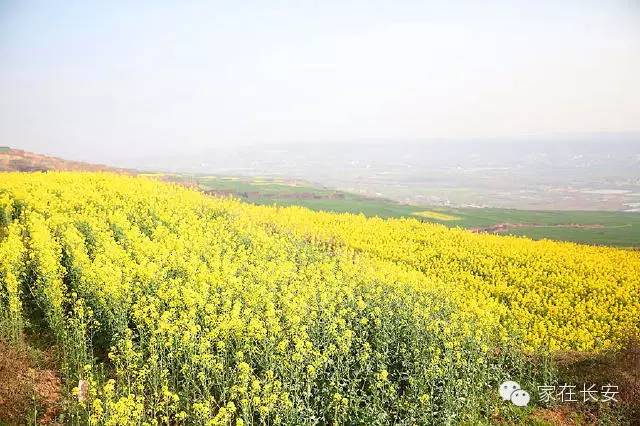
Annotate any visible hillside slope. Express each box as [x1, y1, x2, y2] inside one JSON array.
[[2, 148, 637, 247], [1, 172, 639, 424], [181, 173, 640, 247], [0, 147, 130, 173]]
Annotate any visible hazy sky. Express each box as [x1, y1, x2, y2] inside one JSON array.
[[1, 0, 639, 162]]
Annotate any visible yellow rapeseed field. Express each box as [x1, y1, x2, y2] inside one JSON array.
[[1, 172, 638, 425], [411, 210, 461, 221]]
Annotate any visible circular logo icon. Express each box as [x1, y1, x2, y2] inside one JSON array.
[[511, 390, 530, 407], [499, 381, 521, 401], [499, 380, 530, 406]]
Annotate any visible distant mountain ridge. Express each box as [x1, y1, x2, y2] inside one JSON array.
[[0, 147, 131, 173]]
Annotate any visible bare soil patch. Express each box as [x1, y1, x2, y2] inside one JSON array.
[[531, 339, 640, 425], [0, 340, 62, 425], [472, 223, 610, 234]]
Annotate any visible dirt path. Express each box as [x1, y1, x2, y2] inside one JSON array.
[[471, 223, 631, 234]]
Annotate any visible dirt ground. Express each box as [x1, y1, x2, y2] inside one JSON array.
[[0, 340, 62, 425], [532, 339, 640, 425], [472, 222, 608, 233]]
